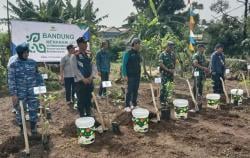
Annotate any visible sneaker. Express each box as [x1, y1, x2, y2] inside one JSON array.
[[73, 103, 78, 110], [25, 114, 30, 121], [12, 108, 16, 114], [124, 107, 131, 112]]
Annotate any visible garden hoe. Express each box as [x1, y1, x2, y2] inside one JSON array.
[[240, 72, 250, 98], [20, 100, 30, 157], [150, 84, 160, 123], [186, 79, 199, 112], [92, 92, 107, 132], [220, 77, 230, 104]]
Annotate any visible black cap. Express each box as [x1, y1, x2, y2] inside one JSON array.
[[76, 37, 88, 44], [131, 38, 141, 46], [167, 41, 175, 48], [197, 44, 205, 48], [215, 43, 224, 49], [66, 44, 75, 50]]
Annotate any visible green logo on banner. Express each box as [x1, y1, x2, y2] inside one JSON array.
[[26, 33, 46, 53]]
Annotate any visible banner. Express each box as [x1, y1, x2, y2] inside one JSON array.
[[11, 20, 89, 62]]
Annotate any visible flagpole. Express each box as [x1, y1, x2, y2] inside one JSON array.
[[7, 0, 11, 54]]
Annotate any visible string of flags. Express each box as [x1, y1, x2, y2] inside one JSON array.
[[189, 0, 196, 52]]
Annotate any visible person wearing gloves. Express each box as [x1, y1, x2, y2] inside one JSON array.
[[8, 43, 44, 135]]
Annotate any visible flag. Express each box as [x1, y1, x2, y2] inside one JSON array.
[[189, 43, 195, 51], [83, 27, 90, 41], [188, 1, 195, 52]]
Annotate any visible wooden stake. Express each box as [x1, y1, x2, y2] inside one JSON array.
[[241, 72, 250, 98], [20, 101, 30, 154], [92, 92, 106, 130], [150, 84, 160, 122], [186, 79, 199, 111], [220, 77, 230, 104]]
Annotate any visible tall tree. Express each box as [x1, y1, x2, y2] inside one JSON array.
[[236, 0, 249, 38], [8, 0, 65, 22]]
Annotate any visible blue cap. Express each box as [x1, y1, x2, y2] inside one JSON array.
[[15, 43, 29, 54]]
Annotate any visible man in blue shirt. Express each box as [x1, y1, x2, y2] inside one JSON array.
[[96, 40, 110, 97], [211, 43, 225, 94]]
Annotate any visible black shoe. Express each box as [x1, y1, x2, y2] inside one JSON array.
[[30, 122, 37, 136], [19, 125, 23, 135]]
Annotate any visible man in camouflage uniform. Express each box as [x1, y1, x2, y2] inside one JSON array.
[[8, 43, 44, 135], [159, 41, 176, 107], [192, 44, 209, 110]]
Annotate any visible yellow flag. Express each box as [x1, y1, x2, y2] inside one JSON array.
[[189, 43, 195, 52]]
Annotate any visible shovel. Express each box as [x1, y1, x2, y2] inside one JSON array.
[[150, 84, 160, 122], [20, 100, 30, 156], [186, 79, 199, 112], [92, 92, 107, 132], [240, 72, 250, 98], [220, 77, 230, 104]]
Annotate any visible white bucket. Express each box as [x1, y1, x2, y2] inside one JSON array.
[[206, 94, 220, 109], [230, 89, 244, 105], [132, 108, 149, 133], [75, 117, 95, 145], [173, 99, 189, 119]]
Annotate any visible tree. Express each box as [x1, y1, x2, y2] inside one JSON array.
[[8, 0, 65, 22], [205, 16, 244, 57], [64, 0, 108, 35]]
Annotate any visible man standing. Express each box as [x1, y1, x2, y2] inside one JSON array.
[[211, 43, 225, 94], [8, 43, 44, 135], [192, 44, 209, 110], [96, 40, 111, 97], [71, 37, 94, 117], [60, 44, 75, 105], [159, 41, 176, 106], [122, 38, 141, 112]]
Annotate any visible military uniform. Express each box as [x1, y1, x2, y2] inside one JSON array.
[[8, 58, 44, 126], [159, 51, 176, 105], [192, 52, 206, 97]]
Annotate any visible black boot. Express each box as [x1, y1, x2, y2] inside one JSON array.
[[30, 122, 37, 136], [19, 124, 23, 135]]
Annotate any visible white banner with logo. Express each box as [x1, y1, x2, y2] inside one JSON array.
[[11, 20, 89, 62]]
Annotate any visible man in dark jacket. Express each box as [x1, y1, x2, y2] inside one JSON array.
[[96, 40, 110, 97], [122, 38, 141, 112], [71, 37, 94, 117], [211, 43, 225, 94]]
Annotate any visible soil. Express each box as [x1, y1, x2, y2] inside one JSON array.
[[0, 77, 250, 158]]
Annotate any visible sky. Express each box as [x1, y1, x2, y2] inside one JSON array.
[[0, 0, 244, 32]]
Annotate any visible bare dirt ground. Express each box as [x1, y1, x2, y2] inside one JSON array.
[[0, 77, 250, 158]]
